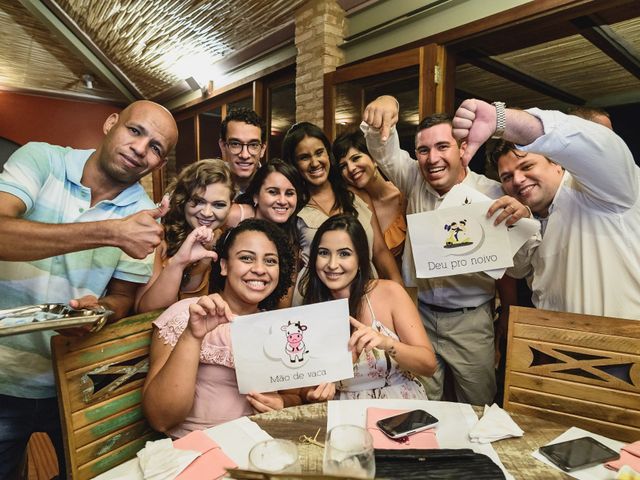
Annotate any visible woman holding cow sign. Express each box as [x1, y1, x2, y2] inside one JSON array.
[[301, 215, 436, 400], [142, 219, 299, 438]]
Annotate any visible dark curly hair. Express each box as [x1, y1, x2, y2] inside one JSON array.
[[209, 219, 295, 310], [300, 214, 373, 319], [163, 159, 236, 258], [220, 107, 266, 143], [281, 122, 356, 216]]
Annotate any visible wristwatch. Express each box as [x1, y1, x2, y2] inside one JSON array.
[[491, 101, 506, 139]]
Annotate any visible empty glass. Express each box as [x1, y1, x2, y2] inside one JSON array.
[[323, 425, 375, 478], [248, 438, 301, 473]]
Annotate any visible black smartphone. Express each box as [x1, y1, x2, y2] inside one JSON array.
[[538, 436, 620, 472], [376, 409, 439, 439]]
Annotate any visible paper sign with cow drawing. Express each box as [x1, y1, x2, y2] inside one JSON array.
[[230, 299, 353, 393], [407, 201, 514, 278]]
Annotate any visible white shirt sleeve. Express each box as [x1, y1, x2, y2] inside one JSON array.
[[360, 122, 420, 196], [519, 108, 638, 212]]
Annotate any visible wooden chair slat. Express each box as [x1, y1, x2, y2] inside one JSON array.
[[509, 371, 640, 410], [512, 323, 640, 355], [75, 403, 146, 448], [77, 435, 155, 480], [76, 420, 160, 466], [71, 388, 143, 430]]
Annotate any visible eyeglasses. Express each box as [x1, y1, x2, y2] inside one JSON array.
[[225, 141, 262, 155]]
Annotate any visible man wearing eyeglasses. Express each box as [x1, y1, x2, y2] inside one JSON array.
[[361, 96, 531, 406], [219, 107, 267, 195]]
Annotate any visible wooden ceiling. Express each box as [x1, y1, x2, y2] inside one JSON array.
[[0, 0, 305, 104], [453, 2, 640, 110]]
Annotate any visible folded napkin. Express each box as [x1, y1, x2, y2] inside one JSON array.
[[607, 441, 640, 472], [616, 465, 640, 480], [174, 430, 237, 480], [366, 407, 439, 450], [468, 404, 524, 444], [137, 438, 201, 480]]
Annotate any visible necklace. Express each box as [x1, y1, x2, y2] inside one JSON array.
[[308, 195, 334, 217]]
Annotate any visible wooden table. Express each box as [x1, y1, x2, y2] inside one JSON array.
[[250, 403, 572, 479]]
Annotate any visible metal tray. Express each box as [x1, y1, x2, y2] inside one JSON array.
[[0, 303, 112, 337]]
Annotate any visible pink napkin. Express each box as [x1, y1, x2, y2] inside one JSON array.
[[366, 407, 439, 450], [606, 441, 640, 471], [174, 430, 237, 480]]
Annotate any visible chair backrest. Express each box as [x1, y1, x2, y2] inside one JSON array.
[[504, 306, 640, 443], [52, 310, 164, 479]]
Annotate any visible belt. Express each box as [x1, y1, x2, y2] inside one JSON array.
[[424, 304, 477, 314]]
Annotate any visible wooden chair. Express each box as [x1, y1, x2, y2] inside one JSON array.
[[52, 310, 164, 479], [504, 306, 640, 442]]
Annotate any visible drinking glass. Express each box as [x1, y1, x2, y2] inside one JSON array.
[[323, 425, 375, 478], [248, 439, 301, 473]]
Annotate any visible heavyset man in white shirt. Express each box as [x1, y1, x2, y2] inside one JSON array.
[[458, 99, 640, 320], [362, 96, 530, 405]]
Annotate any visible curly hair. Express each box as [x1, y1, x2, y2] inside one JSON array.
[[281, 122, 356, 216], [163, 159, 236, 258], [220, 107, 267, 143], [300, 214, 373, 318], [209, 219, 295, 310]]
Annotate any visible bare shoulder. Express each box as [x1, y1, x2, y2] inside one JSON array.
[[369, 278, 405, 298]]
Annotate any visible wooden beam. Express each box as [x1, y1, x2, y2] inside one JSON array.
[[460, 50, 585, 105], [573, 16, 640, 80], [19, 0, 141, 101]]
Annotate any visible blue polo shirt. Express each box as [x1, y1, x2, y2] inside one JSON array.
[[0, 142, 155, 398]]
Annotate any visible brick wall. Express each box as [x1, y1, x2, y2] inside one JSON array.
[[295, 0, 345, 126]]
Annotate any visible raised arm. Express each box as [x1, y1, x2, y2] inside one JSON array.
[[361, 96, 418, 194], [136, 227, 217, 313], [0, 191, 167, 261], [453, 99, 637, 209], [142, 294, 233, 433]]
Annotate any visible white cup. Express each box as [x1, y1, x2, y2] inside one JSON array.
[[248, 438, 301, 474]]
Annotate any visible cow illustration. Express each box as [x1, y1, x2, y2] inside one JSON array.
[[281, 321, 309, 363]]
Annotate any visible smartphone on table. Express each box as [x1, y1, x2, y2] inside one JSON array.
[[376, 409, 439, 439], [538, 436, 620, 472]]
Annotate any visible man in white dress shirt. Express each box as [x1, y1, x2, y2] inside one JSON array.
[[362, 96, 530, 404], [463, 99, 640, 320]]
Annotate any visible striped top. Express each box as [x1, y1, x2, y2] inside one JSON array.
[[0, 142, 155, 398]]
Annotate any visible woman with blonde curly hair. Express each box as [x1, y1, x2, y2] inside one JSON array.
[[136, 159, 236, 312]]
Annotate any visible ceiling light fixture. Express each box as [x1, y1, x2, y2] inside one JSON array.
[[82, 74, 94, 89]]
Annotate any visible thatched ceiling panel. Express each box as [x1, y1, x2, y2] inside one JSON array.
[[55, 0, 306, 98], [455, 64, 571, 111], [493, 32, 640, 105], [0, 1, 125, 101]]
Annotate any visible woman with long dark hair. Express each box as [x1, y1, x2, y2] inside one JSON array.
[[333, 129, 406, 264], [225, 158, 308, 246], [302, 215, 435, 399], [282, 122, 401, 306]]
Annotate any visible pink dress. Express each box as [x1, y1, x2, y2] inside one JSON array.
[[152, 298, 253, 438]]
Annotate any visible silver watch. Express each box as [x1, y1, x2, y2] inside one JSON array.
[[491, 101, 506, 139]]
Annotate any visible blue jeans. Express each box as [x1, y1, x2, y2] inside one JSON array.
[[0, 394, 66, 479]]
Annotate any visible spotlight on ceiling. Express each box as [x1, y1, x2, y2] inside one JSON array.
[[82, 74, 95, 89]]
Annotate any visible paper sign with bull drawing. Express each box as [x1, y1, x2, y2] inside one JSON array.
[[230, 299, 353, 393]]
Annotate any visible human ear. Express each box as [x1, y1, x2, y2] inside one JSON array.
[[103, 113, 119, 135], [220, 258, 227, 277]]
